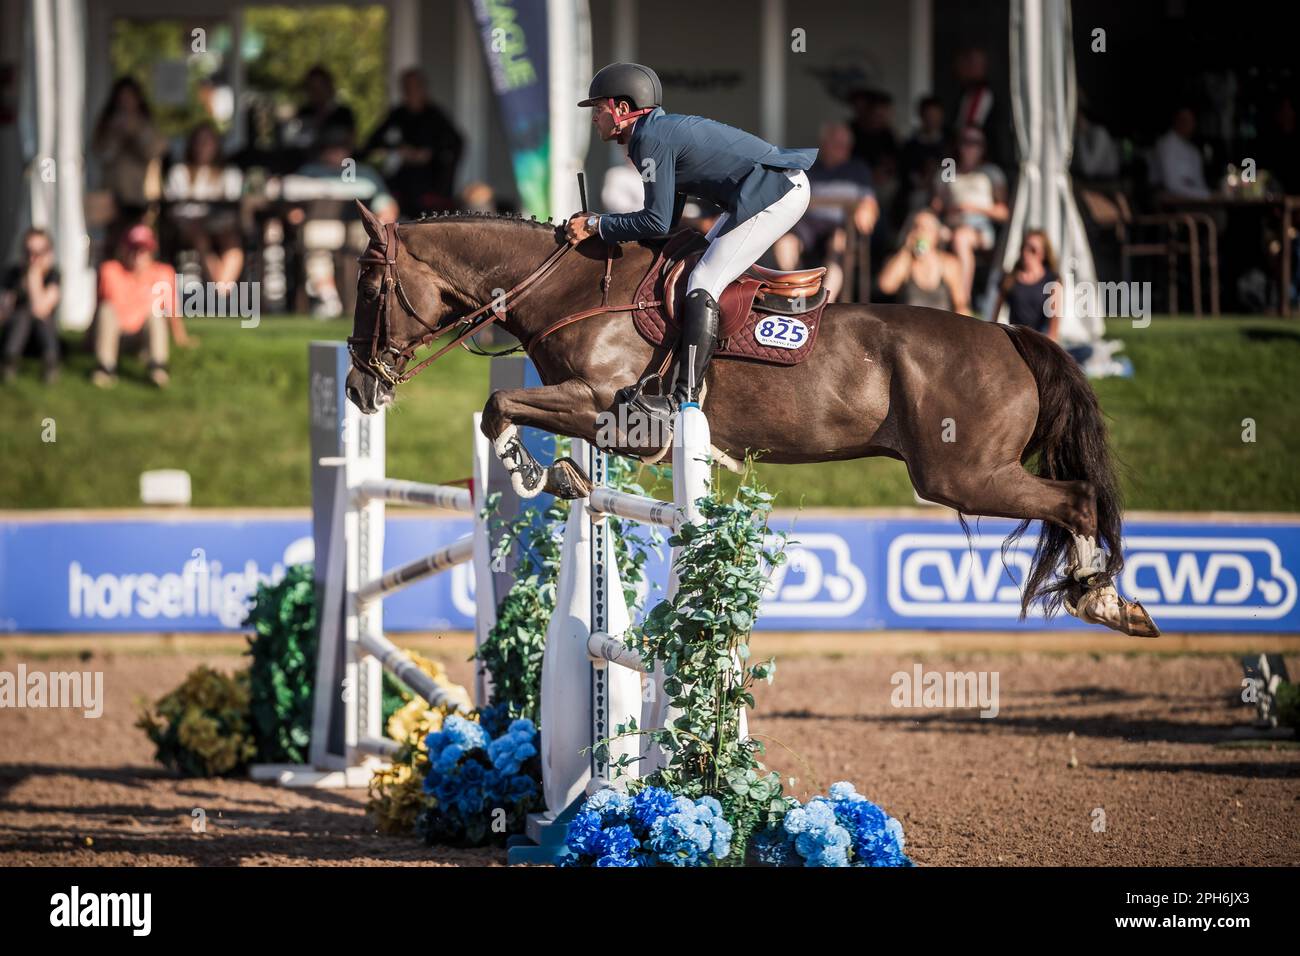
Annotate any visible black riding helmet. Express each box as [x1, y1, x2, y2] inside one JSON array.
[[578, 62, 663, 110]]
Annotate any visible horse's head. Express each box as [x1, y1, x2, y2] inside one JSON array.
[[346, 201, 452, 413]]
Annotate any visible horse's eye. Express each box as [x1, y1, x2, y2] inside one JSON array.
[[362, 284, 380, 301]]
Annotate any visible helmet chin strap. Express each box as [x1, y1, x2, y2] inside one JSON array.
[[607, 97, 654, 140]]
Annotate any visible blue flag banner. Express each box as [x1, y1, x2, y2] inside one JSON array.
[[2, 513, 1296, 633], [472, 0, 551, 217]]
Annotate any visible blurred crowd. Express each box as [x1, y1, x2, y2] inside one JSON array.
[[2, 63, 493, 388], [6, 47, 1299, 387]]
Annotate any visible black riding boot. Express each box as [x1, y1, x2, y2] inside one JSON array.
[[633, 288, 719, 429]]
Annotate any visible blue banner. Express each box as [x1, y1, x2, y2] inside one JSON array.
[[2, 514, 1296, 633], [472, 0, 551, 217]]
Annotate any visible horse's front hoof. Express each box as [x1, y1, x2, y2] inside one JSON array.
[[545, 457, 594, 500], [1074, 583, 1161, 638]]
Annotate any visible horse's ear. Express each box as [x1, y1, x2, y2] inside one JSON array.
[[355, 201, 384, 242]]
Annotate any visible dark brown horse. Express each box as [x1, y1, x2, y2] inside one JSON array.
[[345, 202, 1158, 637]]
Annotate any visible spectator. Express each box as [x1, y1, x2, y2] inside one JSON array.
[[288, 127, 395, 317], [952, 47, 1005, 166], [932, 126, 1009, 304], [283, 66, 356, 169], [848, 89, 900, 171], [1073, 107, 1121, 182], [164, 123, 244, 292], [899, 95, 948, 217], [458, 181, 496, 214], [771, 121, 877, 302], [877, 210, 966, 313], [1152, 106, 1211, 199], [1259, 96, 1300, 194], [994, 229, 1064, 340], [92, 77, 167, 235], [364, 68, 464, 215], [1, 227, 62, 384], [90, 224, 190, 388]]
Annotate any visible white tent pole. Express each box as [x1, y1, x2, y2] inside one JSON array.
[[54, 0, 92, 332]]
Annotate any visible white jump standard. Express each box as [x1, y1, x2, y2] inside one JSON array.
[[509, 401, 745, 863], [251, 341, 496, 788]]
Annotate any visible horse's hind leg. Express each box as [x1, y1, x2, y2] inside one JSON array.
[[908, 455, 1096, 533], [482, 379, 601, 499], [908, 460, 1157, 637]]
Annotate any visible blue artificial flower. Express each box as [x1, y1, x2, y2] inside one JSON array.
[[594, 824, 639, 866], [631, 787, 676, 832], [584, 787, 633, 823], [565, 809, 605, 859], [647, 813, 703, 867], [696, 796, 724, 819], [828, 781, 862, 802]]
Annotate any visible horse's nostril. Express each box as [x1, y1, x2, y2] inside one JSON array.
[[346, 385, 361, 406]]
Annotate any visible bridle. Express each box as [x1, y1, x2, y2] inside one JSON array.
[[349, 220, 575, 386], [350, 217, 660, 388]]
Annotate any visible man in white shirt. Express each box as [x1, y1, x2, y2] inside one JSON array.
[[1153, 107, 1210, 199]]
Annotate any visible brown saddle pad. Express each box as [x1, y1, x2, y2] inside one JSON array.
[[630, 232, 828, 367]]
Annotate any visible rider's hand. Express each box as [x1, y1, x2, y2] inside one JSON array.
[[565, 212, 597, 244]]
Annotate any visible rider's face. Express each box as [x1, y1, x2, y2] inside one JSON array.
[[591, 100, 626, 142]]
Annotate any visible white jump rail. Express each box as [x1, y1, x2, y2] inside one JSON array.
[[252, 342, 497, 789]]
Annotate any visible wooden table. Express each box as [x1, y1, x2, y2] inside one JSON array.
[[1160, 194, 1300, 316]]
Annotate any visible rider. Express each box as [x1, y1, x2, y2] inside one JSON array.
[[567, 62, 818, 428]]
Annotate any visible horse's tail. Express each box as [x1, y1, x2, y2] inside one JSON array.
[[999, 324, 1123, 619]]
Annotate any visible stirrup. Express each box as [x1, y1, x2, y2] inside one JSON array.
[[615, 374, 678, 431]]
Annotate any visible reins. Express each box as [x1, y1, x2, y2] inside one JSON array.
[[351, 219, 662, 386]]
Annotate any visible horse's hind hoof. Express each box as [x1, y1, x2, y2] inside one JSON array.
[[1074, 583, 1161, 638], [545, 457, 594, 499]]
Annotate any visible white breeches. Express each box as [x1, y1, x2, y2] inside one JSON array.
[[686, 169, 811, 299]]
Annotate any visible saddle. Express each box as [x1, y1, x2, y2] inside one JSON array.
[[631, 231, 830, 366]]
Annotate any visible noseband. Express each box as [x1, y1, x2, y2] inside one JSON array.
[[349, 220, 575, 386]]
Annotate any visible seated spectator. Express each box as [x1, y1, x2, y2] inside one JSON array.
[[282, 66, 356, 170], [931, 126, 1009, 304], [899, 95, 947, 218], [92, 76, 167, 243], [848, 89, 900, 174], [1152, 106, 1211, 200], [164, 122, 244, 292], [1260, 96, 1300, 194], [364, 68, 464, 215], [772, 121, 878, 302], [90, 224, 191, 388], [1, 228, 62, 384], [994, 229, 1064, 340], [848, 89, 900, 237], [1073, 107, 1120, 182], [877, 210, 966, 313], [287, 128, 396, 317]]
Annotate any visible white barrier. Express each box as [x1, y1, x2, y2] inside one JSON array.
[[512, 403, 748, 861], [252, 342, 497, 789]]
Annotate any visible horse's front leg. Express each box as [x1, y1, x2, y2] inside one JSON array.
[[482, 379, 601, 500]]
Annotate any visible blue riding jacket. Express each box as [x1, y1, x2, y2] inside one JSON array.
[[597, 107, 818, 242]]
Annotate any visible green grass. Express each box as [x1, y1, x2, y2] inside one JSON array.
[[1, 315, 1296, 511]]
